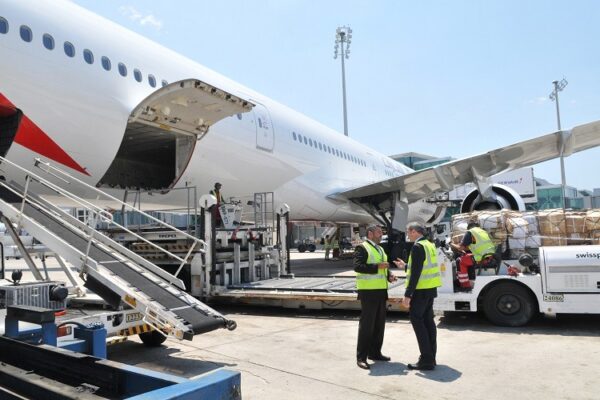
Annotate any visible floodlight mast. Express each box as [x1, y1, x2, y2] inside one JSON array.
[[549, 78, 568, 209], [334, 26, 352, 136]]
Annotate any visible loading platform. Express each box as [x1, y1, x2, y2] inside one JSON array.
[[216, 276, 408, 311]]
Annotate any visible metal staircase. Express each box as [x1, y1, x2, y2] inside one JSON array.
[[0, 156, 236, 340]]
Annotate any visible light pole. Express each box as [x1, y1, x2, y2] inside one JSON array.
[[334, 26, 352, 136], [549, 78, 568, 209]]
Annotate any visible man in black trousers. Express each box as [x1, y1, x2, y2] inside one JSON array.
[[397, 221, 442, 371], [353, 225, 402, 370]]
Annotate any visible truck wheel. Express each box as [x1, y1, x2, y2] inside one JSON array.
[[308, 244, 316, 252], [139, 330, 167, 347], [298, 244, 307, 253], [483, 282, 535, 327]]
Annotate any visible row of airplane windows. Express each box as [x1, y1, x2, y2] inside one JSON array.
[[0, 17, 168, 88], [291, 131, 367, 167]]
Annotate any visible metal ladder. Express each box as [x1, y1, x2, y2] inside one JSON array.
[[0, 156, 236, 340]]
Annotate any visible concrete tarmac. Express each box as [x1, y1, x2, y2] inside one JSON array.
[[3, 252, 600, 399], [108, 305, 600, 400]]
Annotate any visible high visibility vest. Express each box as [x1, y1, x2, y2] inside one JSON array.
[[356, 241, 388, 291], [469, 227, 496, 262], [406, 239, 442, 290], [210, 189, 223, 204]]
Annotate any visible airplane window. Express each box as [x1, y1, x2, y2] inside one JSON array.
[[0, 17, 8, 34], [148, 74, 156, 87], [20, 25, 32, 42], [258, 118, 263, 128], [42, 33, 54, 50], [335, 149, 339, 157], [237, 113, 242, 120], [83, 49, 94, 64], [64, 41, 75, 57], [118, 62, 127, 77], [292, 132, 297, 140], [303, 137, 308, 145], [328, 146, 332, 154], [161, 80, 168, 87], [101, 56, 111, 71], [133, 68, 142, 82], [298, 134, 303, 143], [318, 142, 322, 150], [309, 138, 313, 147]]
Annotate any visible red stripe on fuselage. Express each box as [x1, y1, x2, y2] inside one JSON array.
[[0, 93, 89, 176], [0, 94, 17, 117]]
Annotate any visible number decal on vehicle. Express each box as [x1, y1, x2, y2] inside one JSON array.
[[543, 294, 564, 302]]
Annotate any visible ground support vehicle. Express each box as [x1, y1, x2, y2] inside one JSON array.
[[433, 245, 600, 326]]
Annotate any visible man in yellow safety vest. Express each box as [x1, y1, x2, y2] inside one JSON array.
[[396, 221, 442, 370], [353, 224, 402, 370], [451, 221, 498, 286], [324, 235, 332, 260], [452, 221, 497, 263]]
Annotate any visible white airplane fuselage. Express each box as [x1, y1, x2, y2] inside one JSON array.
[[0, 0, 421, 224]]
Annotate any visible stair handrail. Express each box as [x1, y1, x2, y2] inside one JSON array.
[[0, 156, 205, 273]]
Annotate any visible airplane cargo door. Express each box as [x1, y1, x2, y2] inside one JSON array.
[[254, 103, 274, 152]]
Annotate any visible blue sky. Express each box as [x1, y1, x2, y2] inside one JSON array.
[[73, 0, 600, 191]]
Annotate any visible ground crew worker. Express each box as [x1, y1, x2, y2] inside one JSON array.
[[353, 224, 401, 370], [451, 221, 497, 286], [209, 182, 225, 227], [397, 221, 442, 370], [324, 235, 332, 260], [332, 235, 340, 260], [209, 182, 225, 205]]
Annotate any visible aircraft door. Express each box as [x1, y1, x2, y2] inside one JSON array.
[[254, 103, 274, 152]]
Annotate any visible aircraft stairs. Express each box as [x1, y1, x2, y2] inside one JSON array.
[[0, 156, 236, 341]]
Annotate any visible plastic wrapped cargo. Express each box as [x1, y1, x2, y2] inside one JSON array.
[[450, 208, 600, 252], [538, 209, 567, 246]]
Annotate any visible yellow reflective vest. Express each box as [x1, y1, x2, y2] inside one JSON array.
[[406, 239, 442, 290], [356, 241, 388, 290], [468, 227, 496, 262]]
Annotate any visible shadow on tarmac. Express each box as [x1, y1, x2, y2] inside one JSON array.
[[108, 341, 235, 378], [214, 305, 600, 337], [368, 361, 408, 377], [413, 364, 462, 382], [438, 311, 600, 337]]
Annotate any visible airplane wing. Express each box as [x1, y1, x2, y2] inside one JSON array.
[[337, 120, 600, 203]]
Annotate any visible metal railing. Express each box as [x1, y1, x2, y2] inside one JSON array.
[[0, 156, 205, 280]]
